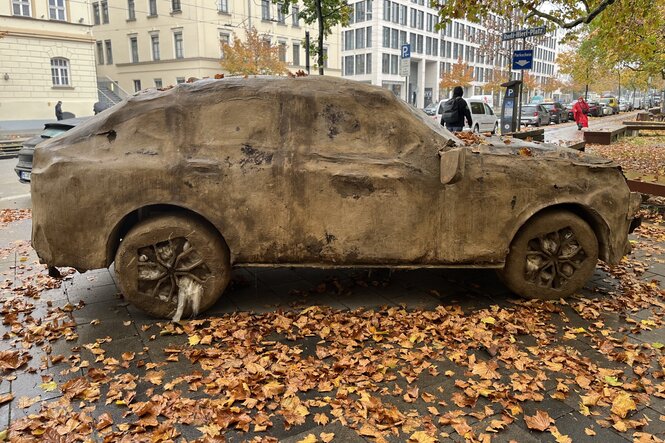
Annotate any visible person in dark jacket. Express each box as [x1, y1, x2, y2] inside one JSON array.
[[55, 101, 63, 121], [440, 86, 472, 132]]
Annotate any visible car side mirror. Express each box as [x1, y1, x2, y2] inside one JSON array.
[[440, 147, 466, 185]]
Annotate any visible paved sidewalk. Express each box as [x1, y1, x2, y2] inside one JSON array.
[[0, 215, 664, 442]]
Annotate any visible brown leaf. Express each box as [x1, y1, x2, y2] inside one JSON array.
[[611, 392, 637, 418], [96, 412, 113, 431], [524, 410, 555, 432], [314, 413, 329, 426]]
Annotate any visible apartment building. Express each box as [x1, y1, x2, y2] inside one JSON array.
[[91, 0, 341, 97], [0, 0, 98, 120], [340, 1, 559, 108]]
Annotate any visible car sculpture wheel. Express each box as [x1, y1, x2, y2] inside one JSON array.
[[115, 214, 231, 319], [499, 211, 598, 300]]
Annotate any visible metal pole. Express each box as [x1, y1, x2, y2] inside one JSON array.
[[305, 31, 310, 75]]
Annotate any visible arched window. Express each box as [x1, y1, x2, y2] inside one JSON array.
[[51, 58, 70, 86]]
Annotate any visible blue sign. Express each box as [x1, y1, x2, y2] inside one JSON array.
[[401, 44, 411, 59], [512, 50, 533, 70]]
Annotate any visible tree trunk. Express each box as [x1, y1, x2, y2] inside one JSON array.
[[316, 0, 324, 75]]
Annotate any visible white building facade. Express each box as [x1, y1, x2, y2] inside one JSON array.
[[340, 2, 559, 108], [0, 0, 98, 120], [91, 0, 342, 96]]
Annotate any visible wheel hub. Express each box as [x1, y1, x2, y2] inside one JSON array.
[[136, 237, 210, 303], [524, 227, 586, 290]]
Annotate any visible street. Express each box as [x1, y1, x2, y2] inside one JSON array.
[[0, 138, 663, 442]]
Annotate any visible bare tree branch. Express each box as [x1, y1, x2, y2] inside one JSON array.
[[522, 0, 616, 28]]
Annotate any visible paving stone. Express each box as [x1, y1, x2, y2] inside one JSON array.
[[71, 298, 132, 325], [66, 282, 121, 305], [545, 411, 631, 442], [280, 422, 368, 443], [520, 396, 575, 420], [335, 288, 395, 311]]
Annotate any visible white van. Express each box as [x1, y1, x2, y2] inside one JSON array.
[[431, 98, 499, 134]]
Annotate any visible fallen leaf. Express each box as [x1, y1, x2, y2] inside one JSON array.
[[524, 410, 554, 431], [611, 392, 637, 418]]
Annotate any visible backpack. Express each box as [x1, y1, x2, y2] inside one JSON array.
[[441, 98, 461, 124]]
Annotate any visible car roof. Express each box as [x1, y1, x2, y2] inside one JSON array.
[[43, 117, 88, 130]]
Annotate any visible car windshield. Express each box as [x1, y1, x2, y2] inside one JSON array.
[[599, 99, 610, 104], [541, 104, 556, 110], [521, 106, 538, 113], [41, 128, 70, 139]]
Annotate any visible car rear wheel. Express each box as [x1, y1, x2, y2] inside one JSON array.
[[497, 210, 598, 300], [115, 214, 231, 319]]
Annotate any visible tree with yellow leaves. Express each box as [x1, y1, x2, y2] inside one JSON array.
[[439, 58, 474, 96], [220, 27, 288, 76]]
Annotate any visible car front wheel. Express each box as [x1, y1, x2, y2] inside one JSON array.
[[115, 213, 231, 319], [497, 210, 598, 300]]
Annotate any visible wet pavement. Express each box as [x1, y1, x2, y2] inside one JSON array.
[[544, 111, 638, 146]]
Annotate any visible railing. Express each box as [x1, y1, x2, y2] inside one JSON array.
[[97, 76, 130, 101]]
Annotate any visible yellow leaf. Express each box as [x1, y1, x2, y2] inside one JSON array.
[[410, 431, 438, 442], [611, 392, 636, 418], [0, 429, 7, 441], [296, 434, 317, 443], [604, 376, 622, 387], [584, 428, 596, 436], [320, 433, 334, 443], [314, 413, 329, 426], [188, 335, 201, 346], [549, 426, 572, 443], [481, 317, 495, 325], [39, 381, 58, 392]]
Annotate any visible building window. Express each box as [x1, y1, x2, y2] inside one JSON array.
[[12, 0, 30, 16], [345, 30, 354, 51], [344, 56, 354, 76], [355, 0, 365, 22], [96, 41, 104, 65], [105, 40, 113, 64], [154, 78, 163, 88], [101, 1, 109, 23], [176, 77, 185, 84], [151, 34, 160, 60], [148, 0, 157, 15], [366, 27, 372, 47], [93, 3, 100, 24], [48, 0, 66, 20], [130, 36, 139, 63], [292, 42, 300, 65], [218, 0, 228, 13], [292, 6, 299, 25], [219, 32, 230, 58], [172, 0, 181, 12], [174, 31, 184, 59], [355, 28, 365, 49], [261, 0, 270, 20], [355, 54, 365, 75], [277, 3, 285, 23], [278, 42, 286, 62], [51, 58, 70, 86], [366, 53, 372, 74], [127, 0, 135, 19], [133, 80, 141, 92]]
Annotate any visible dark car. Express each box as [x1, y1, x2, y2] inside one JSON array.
[[587, 101, 603, 117], [520, 104, 550, 126], [15, 118, 85, 183], [541, 102, 568, 124], [31, 77, 641, 319]]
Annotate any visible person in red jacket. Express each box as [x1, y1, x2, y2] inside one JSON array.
[[572, 96, 590, 130]]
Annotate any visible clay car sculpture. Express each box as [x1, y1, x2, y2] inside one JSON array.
[[31, 77, 642, 319]]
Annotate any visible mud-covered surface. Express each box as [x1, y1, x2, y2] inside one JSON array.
[[31, 76, 636, 276]]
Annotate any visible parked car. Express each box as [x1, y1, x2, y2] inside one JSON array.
[[432, 98, 498, 133], [601, 103, 614, 116], [14, 118, 86, 183], [541, 102, 568, 124], [30, 77, 642, 319], [599, 97, 619, 114], [520, 104, 551, 126], [618, 101, 629, 112], [423, 102, 438, 116]]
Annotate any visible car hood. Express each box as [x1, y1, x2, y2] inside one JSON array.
[[467, 138, 617, 168]]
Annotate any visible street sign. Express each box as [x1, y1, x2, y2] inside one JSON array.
[[512, 49, 533, 70], [502, 26, 546, 41], [400, 44, 410, 77]]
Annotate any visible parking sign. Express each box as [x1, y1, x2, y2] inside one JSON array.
[[400, 44, 410, 77]]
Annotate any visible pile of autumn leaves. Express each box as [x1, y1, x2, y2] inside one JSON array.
[[1, 214, 665, 442]]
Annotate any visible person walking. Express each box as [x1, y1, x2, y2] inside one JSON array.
[[55, 101, 63, 121], [572, 96, 590, 130], [440, 86, 472, 132]]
